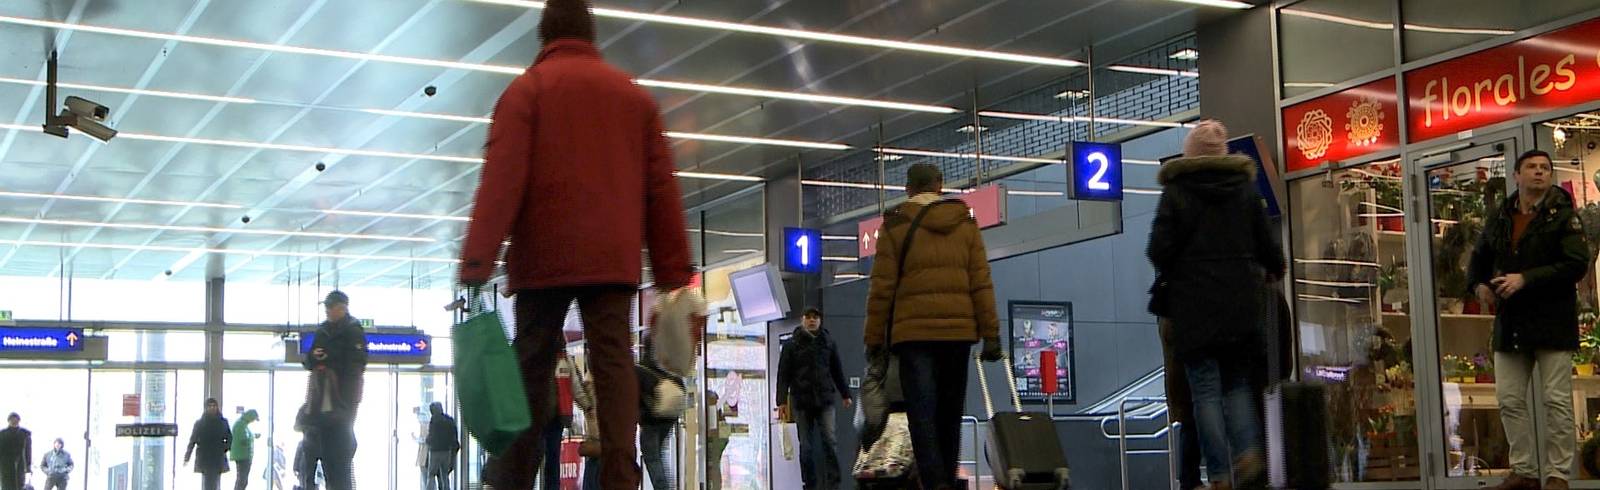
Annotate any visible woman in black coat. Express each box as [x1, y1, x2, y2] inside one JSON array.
[[185, 398, 233, 490], [1147, 120, 1285, 490]]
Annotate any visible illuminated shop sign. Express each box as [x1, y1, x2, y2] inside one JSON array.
[[1405, 16, 1600, 142], [1282, 77, 1401, 173]]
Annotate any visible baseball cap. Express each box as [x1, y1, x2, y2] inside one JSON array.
[[321, 290, 350, 305]]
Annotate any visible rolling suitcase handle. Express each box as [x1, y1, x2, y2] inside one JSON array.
[[974, 352, 1021, 419]]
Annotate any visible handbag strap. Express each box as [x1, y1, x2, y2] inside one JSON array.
[[884, 202, 939, 345]]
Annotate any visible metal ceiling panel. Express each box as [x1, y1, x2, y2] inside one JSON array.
[[186, 103, 309, 144]]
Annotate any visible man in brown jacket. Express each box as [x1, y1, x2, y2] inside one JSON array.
[[863, 163, 1002, 490]]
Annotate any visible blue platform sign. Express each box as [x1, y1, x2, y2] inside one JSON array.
[[1067, 141, 1124, 201], [0, 327, 85, 352], [782, 227, 823, 274], [300, 332, 432, 360]]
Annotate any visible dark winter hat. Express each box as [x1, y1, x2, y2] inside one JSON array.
[[906, 163, 944, 194], [802, 308, 822, 318], [5, 413, 16, 421], [322, 290, 349, 306], [1183, 120, 1229, 157], [540, 0, 597, 44]]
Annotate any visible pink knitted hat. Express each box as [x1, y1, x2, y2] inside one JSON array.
[[1183, 120, 1229, 157]]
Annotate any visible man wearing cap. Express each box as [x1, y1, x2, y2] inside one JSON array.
[[301, 290, 367, 490], [776, 308, 852, 490]]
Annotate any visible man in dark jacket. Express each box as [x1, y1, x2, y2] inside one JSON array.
[[776, 308, 852, 490], [301, 290, 367, 490], [457, 0, 693, 488], [1470, 150, 1589, 490], [864, 164, 1003, 490], [1146, 121, 1284, 490], [0, 413, 30, 490], [424, 403, 459, 490], [40, 438, 72, 490], [185, 399, 233, 490]]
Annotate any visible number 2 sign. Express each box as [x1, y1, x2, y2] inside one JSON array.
[[1067, 141, 1123, 201]]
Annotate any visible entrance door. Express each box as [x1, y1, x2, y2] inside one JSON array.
[[1418, 135, 1516, 488], [88, 369, 206, 490]]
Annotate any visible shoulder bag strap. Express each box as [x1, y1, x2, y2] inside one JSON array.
[[884, 203, 939, 345]]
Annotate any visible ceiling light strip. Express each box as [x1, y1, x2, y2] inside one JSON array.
[[675, 171, 764, 182], [0, 238, 459, 263], [0, 190, 242, 209], [0, 123, 483, 163], [635, 80, 957, 113], [0, 15, 958, 114], [0, 76, 258, 104], [664, 132, 850, 150], [466, 0, 1086, 68], [978, 111, 1192, 128], [322, 209, 471, 222], [1162, 0, 1253, 8], [1108, 65, 1199, 77], [0, 216, 434, 242], [879, 147, 1062, 164], [1278, 9, 1514, 35], [0, 78, 851, 150]]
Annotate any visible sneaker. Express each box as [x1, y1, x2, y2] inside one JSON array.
[[1546, 477, 1569, 490], [1489, 474, 1541, 490]]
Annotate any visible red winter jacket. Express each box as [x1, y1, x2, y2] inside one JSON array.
[[459, 40, 692, 291]]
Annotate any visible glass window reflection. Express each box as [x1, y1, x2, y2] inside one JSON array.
[[1280, 0, 1396, 98]]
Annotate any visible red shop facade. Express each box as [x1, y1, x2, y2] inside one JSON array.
[[1273, 6, 1600, 489]]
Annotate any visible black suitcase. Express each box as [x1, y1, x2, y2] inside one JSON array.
[[977, 354, 1071, 490], [1265, 382, 1330, 490]]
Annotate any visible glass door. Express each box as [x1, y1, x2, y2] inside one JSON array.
[[1287, 157, 1423, 484], [1421, 139, 1514, 485]]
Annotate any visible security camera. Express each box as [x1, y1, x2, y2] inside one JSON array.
[[164, 270, 173, 277], [65, 96, 109, 121], [423, 86, 438, 97], [315, 162, 327, 172], [241, 216, 252, 224], [40, 53, 117, 143]]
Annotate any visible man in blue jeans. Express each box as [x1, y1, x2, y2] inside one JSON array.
[[776, 308, 853, 490]]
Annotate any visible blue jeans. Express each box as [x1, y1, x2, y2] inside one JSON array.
[[582, 456, 601, 490], [794, 405, 840, 489], [896, 342, 972, 489], [1184, 356, 1262, 484], [640, 420, 675, 490], [538, 422, 561, 489]]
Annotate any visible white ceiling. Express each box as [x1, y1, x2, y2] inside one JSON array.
[[0, 0, 1231, 288]]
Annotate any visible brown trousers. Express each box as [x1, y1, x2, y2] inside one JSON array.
[[495, 285, 640, 490]]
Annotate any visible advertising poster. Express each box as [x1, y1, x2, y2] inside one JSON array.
[[1008, 301, 1075, 403]]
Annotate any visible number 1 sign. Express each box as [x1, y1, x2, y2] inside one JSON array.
[[782, 227, 823, 274], [1067, 141, 1123, 201]]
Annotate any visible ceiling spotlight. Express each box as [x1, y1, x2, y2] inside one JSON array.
[[1169, 49, 1200, 60], [874, 154, 904, 162], [1054, 89, 1090, 100], [956, 125, 988, 134]]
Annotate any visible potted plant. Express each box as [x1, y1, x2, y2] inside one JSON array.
[[1473, 354, 1495, 384], [1378, 262, 1409, 313], [1578, 317, 1599, 377]]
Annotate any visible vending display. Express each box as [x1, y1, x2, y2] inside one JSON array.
[[1008, 301, 1075, 403]]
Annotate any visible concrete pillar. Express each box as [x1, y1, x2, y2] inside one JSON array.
[[1197, 6, 1280, 163]]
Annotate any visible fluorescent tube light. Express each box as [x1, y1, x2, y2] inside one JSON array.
[[0, 190, 242, 209], [0, 216, 434, 242]]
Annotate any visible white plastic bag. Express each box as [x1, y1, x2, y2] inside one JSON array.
[[651, 288, 707, 377]]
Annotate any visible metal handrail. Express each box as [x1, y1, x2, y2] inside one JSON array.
[[961, 416, 983, 477], [1118, 397, 1172, 490]]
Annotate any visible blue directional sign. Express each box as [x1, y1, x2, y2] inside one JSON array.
[[1067, 141, 1124, 201], [782, 227, 823, 274], [0, 327, 85, 352], [300, 332, 432, 361]]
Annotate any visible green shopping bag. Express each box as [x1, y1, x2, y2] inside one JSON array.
[[452, 308, 531, 455]]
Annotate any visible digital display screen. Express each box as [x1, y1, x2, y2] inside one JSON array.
[[1008, 302, 1075, 403], [729, 264, 790, 324], [1229, 135, 1281, 217]]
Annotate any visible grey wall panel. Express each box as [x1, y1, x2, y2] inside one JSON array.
[[1038, 238, 1117, 323]]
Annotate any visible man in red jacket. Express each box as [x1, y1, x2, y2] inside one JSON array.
[[457, 0, 693, 488]]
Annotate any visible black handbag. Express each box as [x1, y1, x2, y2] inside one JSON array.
[[860, 204, 935, 448]]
